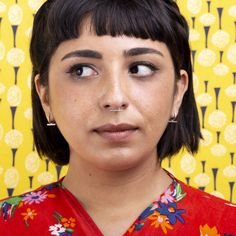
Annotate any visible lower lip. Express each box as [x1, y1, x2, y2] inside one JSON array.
[[95, 129, 137, 142]]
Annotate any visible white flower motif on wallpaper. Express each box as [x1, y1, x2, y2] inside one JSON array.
[[4, 167, 19, 188], [8, 4, 23, 25]]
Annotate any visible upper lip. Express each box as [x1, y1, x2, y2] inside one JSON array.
[[94, 123, 138, 132]]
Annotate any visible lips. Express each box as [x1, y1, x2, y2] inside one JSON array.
[[94, 123, 138, 141]]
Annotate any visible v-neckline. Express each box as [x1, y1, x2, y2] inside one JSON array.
[[59, 173, 177, 235]]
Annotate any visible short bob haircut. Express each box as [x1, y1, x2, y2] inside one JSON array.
[[30, 0, 202, 166]]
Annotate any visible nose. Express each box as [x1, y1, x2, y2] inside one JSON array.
[[98, 76, 129, 112]]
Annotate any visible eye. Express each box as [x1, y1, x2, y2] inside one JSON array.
[[67, 64, 98, 79], [129, 62, 158, 78]]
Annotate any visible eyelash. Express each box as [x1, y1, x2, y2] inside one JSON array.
[[129, 61, 159, 77], [66, 64, 98, 79]]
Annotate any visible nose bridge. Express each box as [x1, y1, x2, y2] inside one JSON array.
[[108, 72, 125, 97], [99, 67, 129, 110]]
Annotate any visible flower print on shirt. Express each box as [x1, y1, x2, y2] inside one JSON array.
[[61, 217, 76, 228], [50, 211, 76, 235], [21, 208, 37, 227], [160, 188, 175, 204], [199, 224, 220, 236], [23, 190, 48, 205], [49, 224, 66, 235], [174, 183, 187, 201], [148, 210, 173, 234], [157, 201, 186, 225], [0, 196, 23, 220], [127, 180, 187, 234]]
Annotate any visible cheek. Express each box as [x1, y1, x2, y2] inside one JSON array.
[[49, 84, 90, 128], [50, 93, 91, 150], [136, 84, 174, 138], [144, 103, 170, 133], [137, 84, 174, 118]]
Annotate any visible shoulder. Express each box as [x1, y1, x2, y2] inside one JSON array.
[[174, 177, 236, 234], [0, 179, 62, 225], [0, 178, 90, 235], [179, 179, 236, 210], [0, 179, 94, 235]]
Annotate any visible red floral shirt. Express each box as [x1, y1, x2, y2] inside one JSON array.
[[0, 173, 236, 235]]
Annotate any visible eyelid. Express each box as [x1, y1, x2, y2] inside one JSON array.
[[66, 63, 97, 74], [128, 61, 159, 79], [129, 61, 159, 71], [66, 63, 99, 81]]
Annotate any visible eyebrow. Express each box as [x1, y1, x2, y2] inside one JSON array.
[[61, 50, 103, 61], [124, 47, 164, 57], [61, 47, 164, 61]]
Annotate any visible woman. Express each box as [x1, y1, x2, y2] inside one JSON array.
[[0, 0, 235, 235]]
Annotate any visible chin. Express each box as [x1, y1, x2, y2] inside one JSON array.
[[94, 153, 147, 172]]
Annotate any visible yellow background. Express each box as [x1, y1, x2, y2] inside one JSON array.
[[0, 0, 236, 202]]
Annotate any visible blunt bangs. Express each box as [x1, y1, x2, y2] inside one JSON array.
[[48, 0, 181, 40]]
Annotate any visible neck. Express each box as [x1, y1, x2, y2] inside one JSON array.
[[62, 151, 171, 211]]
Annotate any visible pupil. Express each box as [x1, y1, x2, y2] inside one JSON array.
[[131, 66, 139, 74], [76, 67, 83, 76]]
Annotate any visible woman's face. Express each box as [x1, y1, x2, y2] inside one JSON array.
[[36, 26, 188, 171]]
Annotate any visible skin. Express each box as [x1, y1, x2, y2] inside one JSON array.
[[36, 25, 188, 235]]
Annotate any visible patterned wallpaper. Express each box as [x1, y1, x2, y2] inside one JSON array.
[[0, 0, 235, 202]]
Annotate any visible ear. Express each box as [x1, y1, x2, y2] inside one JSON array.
[[171, 69, 189, 116], [35, 74, 53, 122]]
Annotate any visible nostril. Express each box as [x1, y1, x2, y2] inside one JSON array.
[[104, 104, 111, 109], [103, 102, 128, 112], [121, 103, 128, 108]]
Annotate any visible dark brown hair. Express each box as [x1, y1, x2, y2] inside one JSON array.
[[30, 0, 201, 165]]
